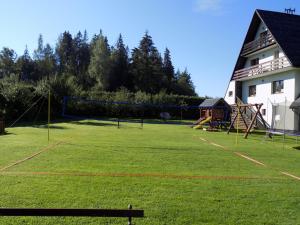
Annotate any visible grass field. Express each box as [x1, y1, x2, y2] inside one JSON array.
[[0, 120, 300, 224]]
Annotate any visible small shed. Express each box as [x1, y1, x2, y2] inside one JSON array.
[[199, 98, 231, 122]]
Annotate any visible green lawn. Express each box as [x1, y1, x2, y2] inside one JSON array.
[[0, 120, 300, 224]]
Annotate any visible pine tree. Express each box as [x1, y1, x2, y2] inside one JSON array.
[[17, 46, 37, 81], [33, 35, 57, 80], [33, 34, 44, 61], [0, 47, 17, 78], [174, 69, 196, 96], [163, 48, 175, 92], [56, 31, 76, 74], [130, 32, 164, 94], [74, 31, 90, 83], [88, 31, 111, 90], [110, 34, 130, 91]]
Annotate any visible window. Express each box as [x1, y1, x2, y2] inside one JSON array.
[[228, 91, 233, 97], [262, 109, 266, 116], [260, 31, 268, 39], [272, 80, 284, 94], [249, 85, 256, 97], [250, 58, 259, 66]]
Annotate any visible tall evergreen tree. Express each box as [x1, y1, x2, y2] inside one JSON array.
[[33, 35, 56, 79], [88, 31, 111, 90], [173, 69, 196, 96], [130, 32, 164, 94], [74, 31, 90, 83], [17, 46, 37, 81], [0, 47, 17, 78], [56, 31, 76, 74], [163, 48, 175, 92], [110, 34, 130, 91]]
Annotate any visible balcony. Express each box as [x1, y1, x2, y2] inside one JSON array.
[[241, 32, 276, 56], [233, 56, 291, 80]]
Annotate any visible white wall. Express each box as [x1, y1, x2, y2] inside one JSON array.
[[241, 71, 297, 130], [224, 81, 236, 105]]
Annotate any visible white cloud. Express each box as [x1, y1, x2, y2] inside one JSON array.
[[195, 0, 223, 13]]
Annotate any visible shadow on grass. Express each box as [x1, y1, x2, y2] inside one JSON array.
[[69, 121, 117, 127], [33, 124, 68, 129], [0, 131, 15, 136]]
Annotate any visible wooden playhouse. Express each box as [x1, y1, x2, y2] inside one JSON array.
[[194, 98, 231, 129]]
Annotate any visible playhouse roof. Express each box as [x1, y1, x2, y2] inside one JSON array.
[[199, 98, 230, 108], [231, 9, 300, 80]]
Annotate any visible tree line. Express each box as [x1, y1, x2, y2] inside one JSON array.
[[0, 30, 200, 121], [0, 30, 196, 96]]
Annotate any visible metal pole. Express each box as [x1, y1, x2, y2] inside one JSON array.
[[48, 88, 51, 143]]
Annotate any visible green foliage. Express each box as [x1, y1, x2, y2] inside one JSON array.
[[0, 47, 17, 78], [130, 32, 166, 94], [0, 30, 200, 122], [88, 31, 111, 90]]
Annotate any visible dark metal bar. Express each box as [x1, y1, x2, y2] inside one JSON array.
[[128, 204, 132, 225], [0, 208, 144, 218]]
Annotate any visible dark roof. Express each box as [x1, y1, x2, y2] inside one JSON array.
[[199, 98, 230, 108], [258, 10, 300, 67], [290, 97, 300, 109], [231, 9, 300, 80]]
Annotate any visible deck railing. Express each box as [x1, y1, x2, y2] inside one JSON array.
[[241, 32, 276, 56], [232, 56, 291, 80]]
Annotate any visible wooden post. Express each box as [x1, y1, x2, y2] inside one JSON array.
[[227, 107, 238, 134], [48, 89, 51, 143], [244, 104, 263, 138]]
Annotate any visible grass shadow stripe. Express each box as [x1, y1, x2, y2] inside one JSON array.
[[0, 171, 283, 181]]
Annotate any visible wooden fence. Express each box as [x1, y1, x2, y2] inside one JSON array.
[[0, 205, 144, 225]]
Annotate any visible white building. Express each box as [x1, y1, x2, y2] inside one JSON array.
[[225, 9, 300, 131]]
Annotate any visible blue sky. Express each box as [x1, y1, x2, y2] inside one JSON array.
[[0, 0, 297, 97]]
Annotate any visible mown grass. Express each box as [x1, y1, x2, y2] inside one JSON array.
[[0, 120, 299, 224]]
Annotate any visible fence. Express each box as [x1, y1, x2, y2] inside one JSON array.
[[0, 205, 144, 225]]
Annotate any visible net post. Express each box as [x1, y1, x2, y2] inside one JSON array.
[[48, 88, 51, 143]]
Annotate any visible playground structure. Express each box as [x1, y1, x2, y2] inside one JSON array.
[[227, 97, 268, 138], [0, 118, 5, 135], [193, 98, 231, 130]]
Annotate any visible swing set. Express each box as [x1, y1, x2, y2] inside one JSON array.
[[227, 102, 267, 139]]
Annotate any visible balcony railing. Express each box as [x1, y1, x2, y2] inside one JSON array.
[[241, 32, 276, 56], [233, 56, 291, 80]]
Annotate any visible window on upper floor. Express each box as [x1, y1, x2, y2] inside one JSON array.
[[272, 80, 284, 94], [260, 31, 268, 39], [262, 109, 266, 116], [250, 58, 259, 66], [248, 85, 256, 97], [228, 91, 233, 97]]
